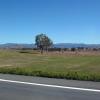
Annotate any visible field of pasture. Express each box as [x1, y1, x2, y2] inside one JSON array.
[[0, 49, 100, 81]]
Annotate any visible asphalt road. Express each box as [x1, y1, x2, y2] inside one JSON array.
[[0, 74, 100, 100]]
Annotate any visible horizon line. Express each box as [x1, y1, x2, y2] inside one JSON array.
[[0, 42, 100, 45]]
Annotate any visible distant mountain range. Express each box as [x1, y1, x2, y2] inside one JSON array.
[[0, 43, 35, 49], [0, 43, 100, 49], [53, 43, 100, 48]]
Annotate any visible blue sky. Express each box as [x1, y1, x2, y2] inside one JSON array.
[[0, 0, 100, 44]]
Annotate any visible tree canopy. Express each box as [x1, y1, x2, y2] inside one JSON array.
[[35, 33, 53, 53]]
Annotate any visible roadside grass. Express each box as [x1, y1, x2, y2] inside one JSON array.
[[0, 49, 100, 81]]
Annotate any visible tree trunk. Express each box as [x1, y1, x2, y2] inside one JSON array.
[[40, 47, 43, 54]]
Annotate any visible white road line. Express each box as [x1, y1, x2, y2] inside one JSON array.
[[0, 79, 100, 93]]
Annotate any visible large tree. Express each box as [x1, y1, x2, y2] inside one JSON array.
[[35, 33, 53, 53]]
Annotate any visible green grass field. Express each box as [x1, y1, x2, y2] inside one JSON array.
[[0, 49, 100, 81]]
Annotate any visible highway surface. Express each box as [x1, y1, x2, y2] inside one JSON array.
[[0, 74, 100, 100]]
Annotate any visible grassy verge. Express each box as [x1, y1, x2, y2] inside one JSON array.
[[0, 49, 100, 81], [0, 67, 100, 81]]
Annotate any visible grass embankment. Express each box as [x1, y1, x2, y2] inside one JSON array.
[[0, 49, 100, 81]]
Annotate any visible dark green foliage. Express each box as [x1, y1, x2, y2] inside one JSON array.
[[35, 34, 53, 53]]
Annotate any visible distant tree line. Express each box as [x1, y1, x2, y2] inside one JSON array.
[[20, 47, 100, 52]]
